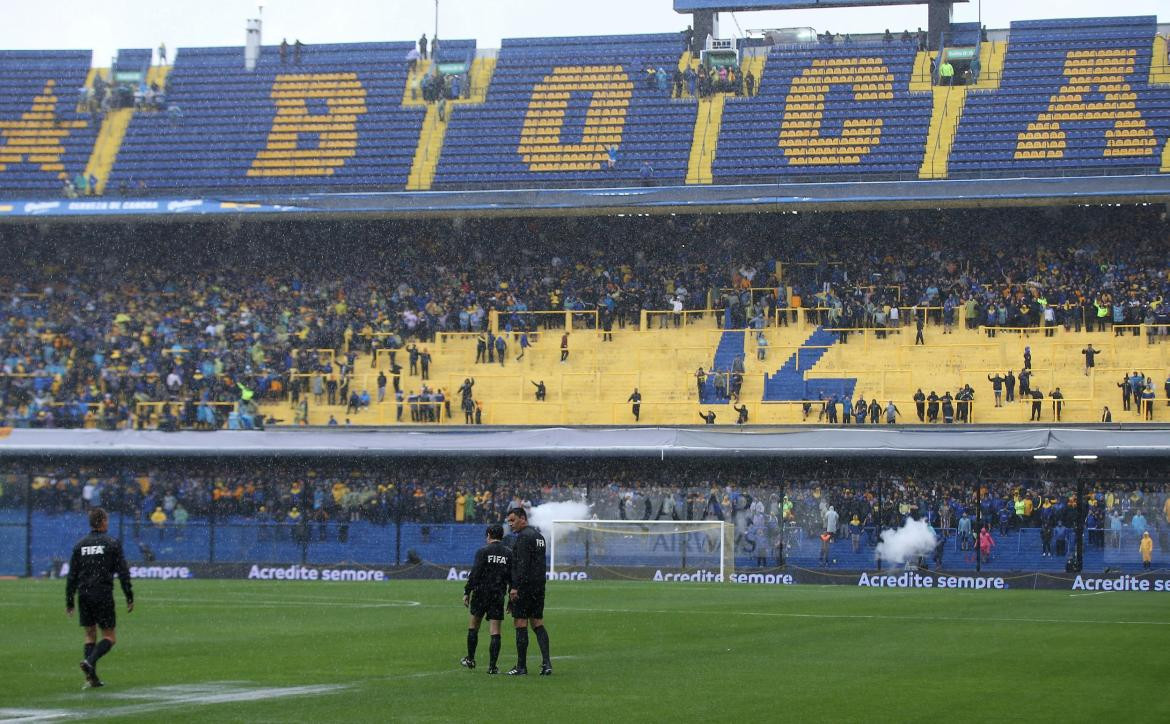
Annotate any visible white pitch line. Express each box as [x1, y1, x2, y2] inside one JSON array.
[[1068, 591, 1111, 597], [144, 597, 421, 609], [552, 605, 1170, 627], [0, 683, 347, 723], [2, 669, 480, 723], [0, 710, 74, 723]]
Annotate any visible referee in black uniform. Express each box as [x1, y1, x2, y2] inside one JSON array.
[[66, 507, 134, 688], [461, 523, 511, 674], [505, 507, 552, 676]]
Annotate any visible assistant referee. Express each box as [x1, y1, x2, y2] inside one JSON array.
[[505, 507, 552, 676], [461, 523, 511, 674], [66, 507, 134, 688]]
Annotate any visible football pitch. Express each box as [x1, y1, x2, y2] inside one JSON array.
[[1, 579, 1168, 723]]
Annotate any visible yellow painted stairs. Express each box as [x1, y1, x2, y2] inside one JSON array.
[[83, 65, 171, 194], [405, 55, 497, 190], [918, 41, 1005, 179], [685, 51, 766, 185], [1153, 35, 1170, 172]]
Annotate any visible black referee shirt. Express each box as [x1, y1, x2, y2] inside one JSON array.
[[66, 531, 134, 609], [510, 526, 547, 590], [465, 540, 512, 596]]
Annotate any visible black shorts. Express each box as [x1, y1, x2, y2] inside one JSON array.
[[78, 593, 116, 629], [510, 587, 546, 620], [469, 589, 505, 621]]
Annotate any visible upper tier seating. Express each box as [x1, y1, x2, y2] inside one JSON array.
[[108, 40, 473, 193], [433, 34, 694, 188], [950, 16, 1170, 177], [713, 42, 931, 181], [0, 50, 99, 194]]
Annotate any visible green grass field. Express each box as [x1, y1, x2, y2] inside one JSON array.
[[2, 578, 1169, 723]]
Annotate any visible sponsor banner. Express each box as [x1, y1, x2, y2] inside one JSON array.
[[107, 562, 1170, 592], [116, 562, 593, 582], [445, 566, 588, 582], [116, 562, 396, 582], [552, 566, 1170, 591], [0, 198, 300, 218], [1068, 574, 1170, 592]]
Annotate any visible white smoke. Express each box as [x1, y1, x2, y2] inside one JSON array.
[[527, 500, 591, 541], [874, 518, 938, 567]]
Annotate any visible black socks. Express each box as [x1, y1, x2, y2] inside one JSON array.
[[88, 639, 113, 666], [515, 626, 529, 669], [533, 625, 551, 666], [84, 643, 94, 660], [489, 634, 501, 667], [466, 629, 478, 660]]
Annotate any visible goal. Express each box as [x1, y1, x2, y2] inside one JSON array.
[[549, 520, 731, 580]]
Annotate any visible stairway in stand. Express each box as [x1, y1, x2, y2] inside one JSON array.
[[764, 327, 855, 401], [700, 330, 744, 403]]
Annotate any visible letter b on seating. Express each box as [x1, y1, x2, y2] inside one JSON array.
[[248, 73, 367, 177]]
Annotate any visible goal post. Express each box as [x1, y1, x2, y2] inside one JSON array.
[[549, 519, 732, 581]]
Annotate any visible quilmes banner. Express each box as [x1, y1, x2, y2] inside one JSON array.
[[117, 562, 1170, 592]]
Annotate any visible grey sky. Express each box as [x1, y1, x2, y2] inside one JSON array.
[[1, 0, 1164, 66]]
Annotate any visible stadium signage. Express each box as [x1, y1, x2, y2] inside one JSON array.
[[247, 564, 386, 582], [66, 200, 160, 211], [651, 569, 796, 584], [653, 569, 724, 582], [729, 572, 795, 584], [445, 567, 588, 581], [129, 565, 193, 580], [1070, 575, 1169, 592], [22, 201, 59, 214], [857, 571, 1006, 589], [93, 563, 1170, 591], [0, 197, 299, 218]]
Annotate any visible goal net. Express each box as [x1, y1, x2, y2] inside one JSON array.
[[549, 520, 731, 580]]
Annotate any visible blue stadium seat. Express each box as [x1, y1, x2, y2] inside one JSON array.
[[0, 50, 99, 195], [949, 15, 1169, 178], [714, 42, 931, 183], [433, 34, 693, 188], [107, 40, 474, 193]]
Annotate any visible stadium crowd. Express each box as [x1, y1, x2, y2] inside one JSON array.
[[5, 459, 1166, 565], [1, 206, 1168, 429]]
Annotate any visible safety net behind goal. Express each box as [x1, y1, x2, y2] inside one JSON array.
[[548, 520, 731, 579]]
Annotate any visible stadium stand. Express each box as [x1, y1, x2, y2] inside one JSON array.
[[949, 16, 1170, 178], [0, 50, 99, 195], [2, 18, 1170, 592], [433, 34, 695, 188], [5, 458, 1166, 574], [106, 40, 474, 193], [2, 205, 1168, 429], [713, 39, 933, 181], [3, 16, 1168, 194]]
